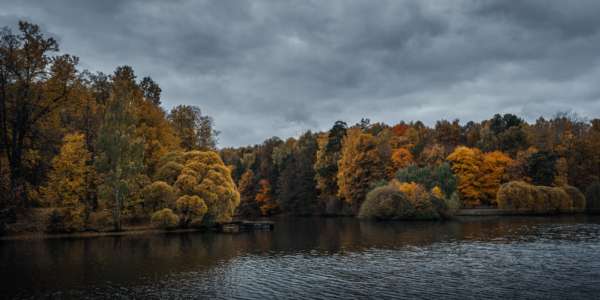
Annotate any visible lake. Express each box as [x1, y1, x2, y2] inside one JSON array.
[[2, 215, 600, 299]]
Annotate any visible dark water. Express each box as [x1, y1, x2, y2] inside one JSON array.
[[2, 216, 600, 299]]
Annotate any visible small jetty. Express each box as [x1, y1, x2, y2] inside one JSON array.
[[216, 220, 275, 233]]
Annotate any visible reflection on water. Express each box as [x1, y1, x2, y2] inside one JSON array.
[[2, 216, 600, 299]]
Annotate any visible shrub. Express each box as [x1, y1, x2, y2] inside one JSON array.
[[46, 207, 85, 233], [586, 181, 600, 211], [395, 182, 441, 220], [359, 182, 446, 220], [87, 210, 114, 231], [176, 195, 208, 227], [151, 208, 180, 229], [496, 181, 572, 214], [563, 185, 586, 213], [358, 186, 415, 220]]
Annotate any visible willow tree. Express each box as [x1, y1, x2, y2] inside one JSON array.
[[173, 151, 240, 223], [95, 66, 144, 231]]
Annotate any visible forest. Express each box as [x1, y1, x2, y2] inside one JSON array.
[[1, 22, 600, 234]]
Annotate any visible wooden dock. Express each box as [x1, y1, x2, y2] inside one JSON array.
[[216, 220, 275, 233]]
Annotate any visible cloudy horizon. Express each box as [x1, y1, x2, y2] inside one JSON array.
[[2, 0, 600, 147]]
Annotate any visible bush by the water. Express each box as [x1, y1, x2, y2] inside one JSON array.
[[87, 210, 114, 231], [586, 181, 600, 211], [151, 208, 180, 229], [358, 182, 446, 220], [358, 186, 414, 220], [496, 181, 573, 214], [563, 185, 586, 212], [46, 207, 85, 233]]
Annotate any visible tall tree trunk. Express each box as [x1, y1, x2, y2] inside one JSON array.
[[113, 188, 122, 231]]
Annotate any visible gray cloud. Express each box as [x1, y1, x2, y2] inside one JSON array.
[[2, 0, 600, 146]]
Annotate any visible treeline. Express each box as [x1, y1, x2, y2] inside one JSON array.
[[0, 22, 235, 232], [2, 22, 600, 233], [223, 113, 600, 219]]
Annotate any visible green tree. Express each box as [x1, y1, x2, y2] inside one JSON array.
[[314, 121, 346, 211], [95, 66, 144, 231], [236, 169, 260, 216], [277, 131, 318, 214], [526, 151, 558, 186]]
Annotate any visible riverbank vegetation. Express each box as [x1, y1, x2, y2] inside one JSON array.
[[1, 22, 600, 234]]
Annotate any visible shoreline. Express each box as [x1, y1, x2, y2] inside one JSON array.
[[2, 211, 598, 241], [0, 226, 208, 241]]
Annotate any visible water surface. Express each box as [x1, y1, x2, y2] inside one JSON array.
[[2, 216, 600, 299]]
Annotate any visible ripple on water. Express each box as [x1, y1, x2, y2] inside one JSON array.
[[3, 217, 600, 299]]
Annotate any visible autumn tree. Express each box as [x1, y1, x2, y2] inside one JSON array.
[[134, 92, 180, 175], [447, 146, 484, 207], [41, 133, 91, 209], [168, 105, 218, 150], [176, 195, 208, 227], [447, 146, 512, 207], [337, 128, 387, 212], [255, 179, 277, 216], [391, 147, 413, 172], [479, 151, 513, 204], [173, 151, 240, 223], [0, 21, 78, 205], [141, 181, 176, 213]]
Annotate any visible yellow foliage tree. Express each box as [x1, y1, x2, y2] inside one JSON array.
[[42, 133, 91, 232], [480, 151, 513, 205], [337, 128, 387, 211], [176, 195, 208, 227], [134, 99, 181, 175], [447, 146, 484, 207], [172, 151, 240, 224], [42, 133, 91, 208]]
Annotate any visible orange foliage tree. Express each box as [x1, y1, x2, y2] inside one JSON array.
[[337, 128, 387, 211], [255, 179, 278, 216], [391, 148, 414, 172], [447, 146, 512, 207]]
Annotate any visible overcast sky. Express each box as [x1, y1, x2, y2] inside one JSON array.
[[2, 1, 600, 147]]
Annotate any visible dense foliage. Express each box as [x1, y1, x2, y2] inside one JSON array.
[[496, 181, 578, 214], [1, 22, 599, 234], [358, 181, 447, 220]]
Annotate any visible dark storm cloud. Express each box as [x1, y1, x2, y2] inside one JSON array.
[[2, 0, 600, 146]]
